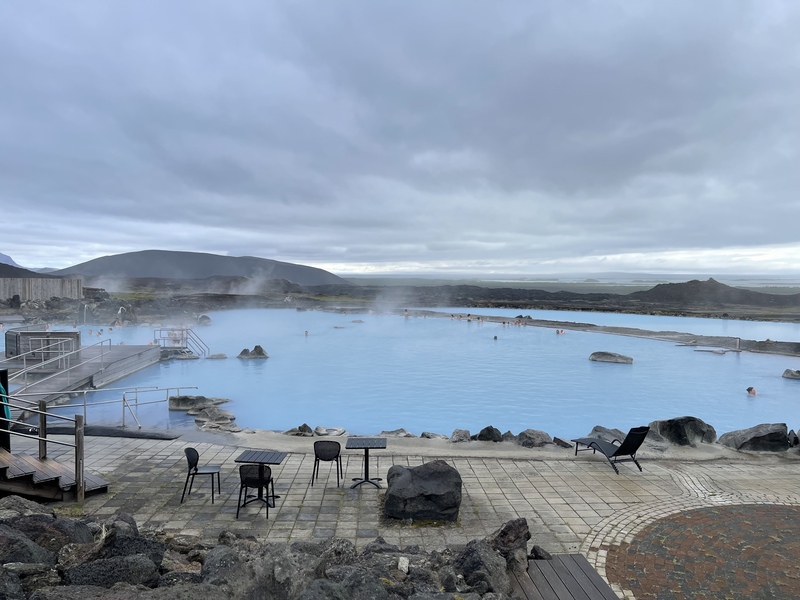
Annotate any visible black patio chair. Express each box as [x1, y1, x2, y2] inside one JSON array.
[[311, 440, 343, 487], [237, 464, 275, 519], [181, 447, 221, 503], [571, 426, 650, 474]]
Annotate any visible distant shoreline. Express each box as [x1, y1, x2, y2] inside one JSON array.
[[403, 309, 800, 358]]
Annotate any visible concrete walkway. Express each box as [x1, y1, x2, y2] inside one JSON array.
[[16, 433, 800, 600]]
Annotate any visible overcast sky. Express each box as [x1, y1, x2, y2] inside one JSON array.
[[1, 1, 798, 276]]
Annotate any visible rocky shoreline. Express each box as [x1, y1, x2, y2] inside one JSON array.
[[0, 494, 540, 600]]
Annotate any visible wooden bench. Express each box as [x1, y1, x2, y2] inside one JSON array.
[[510, 554, 619, 600]]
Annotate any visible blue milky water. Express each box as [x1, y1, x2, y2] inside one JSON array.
[[31, 308, 800, 439]]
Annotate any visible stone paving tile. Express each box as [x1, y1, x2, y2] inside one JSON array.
[[16, 436, 800, 599]]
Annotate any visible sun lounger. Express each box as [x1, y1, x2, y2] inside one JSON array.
[[571, 426, 650, 474]]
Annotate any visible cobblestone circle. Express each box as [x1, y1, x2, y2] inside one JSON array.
[[603, 504, 800, 599]]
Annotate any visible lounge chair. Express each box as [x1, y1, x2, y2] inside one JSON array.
[[571, 426, 650, 474]]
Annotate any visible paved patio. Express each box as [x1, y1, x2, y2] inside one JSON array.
[[15, 433, 800, 599]]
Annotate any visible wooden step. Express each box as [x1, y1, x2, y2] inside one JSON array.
[[0, 449, 109, 500], [0, 449, 36, 479], [511, 554, 618, 600], [16, 454, 70, 487]]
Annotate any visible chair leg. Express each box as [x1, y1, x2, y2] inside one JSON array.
[[182, 473, 196, 502], [632, 457, 643, 472], [336, 457, 341, 487], [181, 474, 191, 503], [210, 474, 215, 504], [311, 458, 318, 486], [236, 485, 244, 519], [607, 457, 620, 474], [266, 479, 275, 520]]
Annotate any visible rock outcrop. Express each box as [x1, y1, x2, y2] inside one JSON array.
[[380, 428, 416, 438], [283, 423, 315, 437], [236, 345, 269, 359], [450, 429, 471, 443], [473, 425, 503, 442], [717, 423, 789, 452], [783, 369, 800, 380], [384, 460, 462, 522], [516, 429, 554, 448], [0, 494, 543, 600], [168, 395, 229, 411], [649, 416, 717, 446]]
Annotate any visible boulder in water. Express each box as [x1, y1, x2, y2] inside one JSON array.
[[237, 345, 269, 359], [589, 351, 633, 364], [192, 406, 236, 425], [169, 395, 230, 411]]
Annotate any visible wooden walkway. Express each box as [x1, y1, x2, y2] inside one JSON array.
[[511, 554, 619, 600], [5, 344, 161, 418]]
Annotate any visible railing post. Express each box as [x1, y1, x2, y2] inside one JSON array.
[[38, 400, 47, 459], [0, 369, 10, 452], [75, 414, 85, 502]]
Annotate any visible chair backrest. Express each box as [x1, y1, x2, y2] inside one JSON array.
[[185, 447, 199, 473], [612, 426, 650, 457], [240, 464, 271, 486], [314, 440, 341, 461]]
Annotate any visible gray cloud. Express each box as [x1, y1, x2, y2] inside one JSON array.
[[0, 0, 798, 274]]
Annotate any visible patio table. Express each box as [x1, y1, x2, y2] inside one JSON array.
[[346, 437, 387, 488], [234, 449, 287, 508]]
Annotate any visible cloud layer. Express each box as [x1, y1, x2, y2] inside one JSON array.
[[1, 1, 798, 275]]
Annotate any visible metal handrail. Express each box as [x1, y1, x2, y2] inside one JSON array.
[[1, 392, 85, 501], [3, 339, 111, 393], [185, 329, 210, 357], [1, 337, 79, 378], [152, 327, 209, 357], [65, 385, 198, 429]]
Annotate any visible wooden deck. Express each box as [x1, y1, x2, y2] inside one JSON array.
[[511, 554, 619, 600]]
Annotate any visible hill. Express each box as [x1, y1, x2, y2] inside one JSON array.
[[628, 278, 800, 308], [53, 250, 350, 287], [0, 263, 56, 278]]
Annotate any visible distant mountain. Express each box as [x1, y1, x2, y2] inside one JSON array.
[[0, 253, 22, 268], [628, 278, 800, 307], [53, 250, 350, 287]]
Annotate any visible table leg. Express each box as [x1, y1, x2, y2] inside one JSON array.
[[351, 448, 382, 488], [243, 463, 281, 507]]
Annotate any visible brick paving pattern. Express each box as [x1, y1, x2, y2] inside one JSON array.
[[604, 504, 800, 600]]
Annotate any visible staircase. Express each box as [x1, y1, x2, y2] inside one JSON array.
[[0, 448, 108, 501]]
